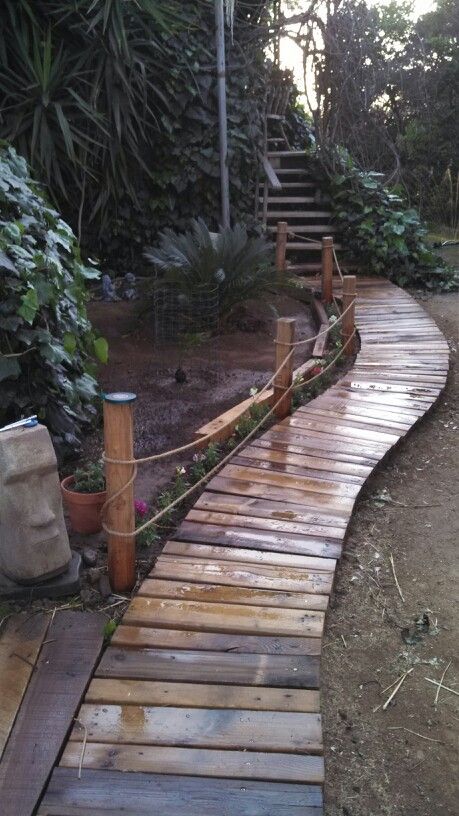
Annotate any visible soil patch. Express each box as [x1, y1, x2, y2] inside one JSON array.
[[323, 291, 459, 816], [84, 290, 316, 499]]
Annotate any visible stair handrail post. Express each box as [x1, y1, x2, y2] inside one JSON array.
[[273, 317, 295, 419], [321, 236, 334, 304], [275, 221, 288, 279], [341, 275, 357, 357], [103, 391, 137, 593]]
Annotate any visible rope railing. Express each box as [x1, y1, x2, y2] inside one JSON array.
[[102, 224, 358, 591], [101, 328, 357, 542]]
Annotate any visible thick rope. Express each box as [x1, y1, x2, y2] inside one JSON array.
[[333, 247, 344, 283], [287, 230, 322, 247], [275, 297, 355, 348], [101, 328, 357, 539]]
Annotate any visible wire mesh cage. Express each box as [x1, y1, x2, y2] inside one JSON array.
[[153, 282, 219, 342]]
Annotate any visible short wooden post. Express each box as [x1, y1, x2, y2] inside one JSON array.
[[103, 392, 137, 593], [273, 317, 295, 419], [321, 236, 334, 304], [341, 275, 357, 357], [275, 221, 288, 277]]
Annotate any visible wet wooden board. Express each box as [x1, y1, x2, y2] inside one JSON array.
[[111, 625, 323, 655], [69, 703, 323, 754], [174, 519, 343, 559], [231, 453, 366, 485], [38, 768, 324, 815], [194, 491, 348, 528], [186, 507, 346, 540], [60, 742, 326, 783], [0, 613, 49, 759], [152, 555, 334, 593], [164, 540, 339, 570], [40, 275, 448, 815], [0, 611, 104, 816], [86, 678, 321, 712], [138, 578, 329, 611], [123, 597, 325, 638]]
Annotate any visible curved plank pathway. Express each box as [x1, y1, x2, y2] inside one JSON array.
[[39, 278, 449, 816]]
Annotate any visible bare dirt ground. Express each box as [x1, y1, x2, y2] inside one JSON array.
[[323, 292, 459, 816], [85, 290, 315, 499]]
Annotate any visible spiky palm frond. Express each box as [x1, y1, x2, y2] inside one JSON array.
[[145, 218, 274, 317]]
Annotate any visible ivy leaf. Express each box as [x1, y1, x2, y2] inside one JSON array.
[[63, 332, 77, 355], [93, 336, 108, 364], [18, 288, 39, 324], [0, 355, 21, 382]]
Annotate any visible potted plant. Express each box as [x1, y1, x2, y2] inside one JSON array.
[[61, 462, 107, 535]]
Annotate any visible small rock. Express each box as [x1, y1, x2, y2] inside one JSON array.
[[80, 588, 94, 607], [87, 568, 100, 585], [98, 574, 112, 599], [83, 547, 98, 567]]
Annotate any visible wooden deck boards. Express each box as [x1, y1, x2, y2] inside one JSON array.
[[39, 277, 449, 815]]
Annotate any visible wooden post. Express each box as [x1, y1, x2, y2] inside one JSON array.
[[273, 317, 295, 419], [341, 275, 357, 357], [321, 236, 334, 304], [103, 392, 137, 593], [275, 221, 288, 278]]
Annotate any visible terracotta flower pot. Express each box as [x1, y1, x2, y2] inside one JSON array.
[[61, 475, 107, 535]]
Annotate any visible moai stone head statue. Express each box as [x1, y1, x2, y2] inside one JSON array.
[[0, 423, 71, 584]]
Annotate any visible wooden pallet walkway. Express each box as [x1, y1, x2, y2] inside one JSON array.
[[39, 278, 449, 815]]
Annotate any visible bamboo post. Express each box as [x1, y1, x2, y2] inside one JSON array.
[[103, 392, 137, 593], [321, 236, 334, 304], [341, 275, 357, 357], [273, 317, 295, 419], [275, 221, 288, 278]]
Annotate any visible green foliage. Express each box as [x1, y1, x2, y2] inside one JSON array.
[[0, 1, 271, 272], [103, 618, 118, 641], [72, 461, 105, 493], [0, 144, 104, 454], [310, 142, 458, 291], [145, 219, 275, 319]]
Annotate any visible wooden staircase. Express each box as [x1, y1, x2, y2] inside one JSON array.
[[258, 149, 338, 274]]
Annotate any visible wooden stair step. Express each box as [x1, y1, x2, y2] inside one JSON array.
[[286, 242, 342, 251], [261, 196, 316, 204], [268, 225, 336, 233], [268, 150, 308, 158]]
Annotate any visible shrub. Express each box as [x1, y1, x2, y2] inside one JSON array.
[[145, 218, 275, 321], [72, 462, 106, 494], [0, 144, 105, 456], [309, 141, 458, 291]]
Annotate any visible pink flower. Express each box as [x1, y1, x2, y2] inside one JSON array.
[[134, 499, 148, 517]]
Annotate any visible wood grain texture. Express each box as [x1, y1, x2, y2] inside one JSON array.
[[0, 613, 49, 759], [69, 703, 323, 753], [60, 742, 326, 783], [0, 611, 104, 816], [97, 647, 321, 688], [139, 578, 329, 610], [38, 767, 324, 815]]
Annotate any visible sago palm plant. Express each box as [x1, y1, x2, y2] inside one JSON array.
[[145, 218, 275, 319]]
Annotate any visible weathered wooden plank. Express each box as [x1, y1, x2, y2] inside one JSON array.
[[285, 416, 400, 444], [0, 613, 49, 759], [221, 464, 361, 498], [60, 742, 326, 783], [164, 540, 338, 571], [97, 647, 321, 688], [111, 625, 322, 655], [138, 578, 329, 611], [239, 444, 373, 477], [152, 555, 334, 593], [86, 678, 321, 712], [231, 454, 366, 485], [195, 491, 348, 529], [0, 611, 104, 816], [69, 704, 323, 754], [38, 767, 324, 815], [123, 597, 325, 638], [186, 508, 346, 540], [174, 519, 343, 559]]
